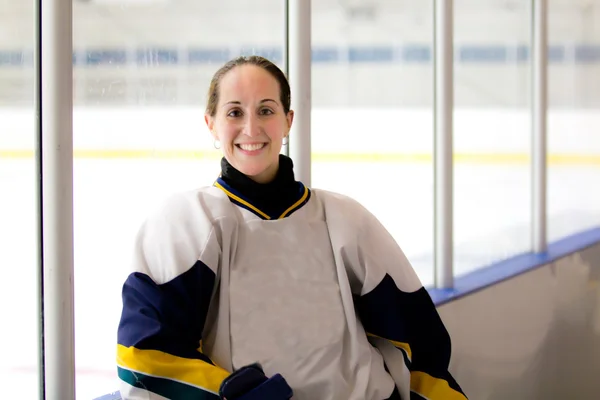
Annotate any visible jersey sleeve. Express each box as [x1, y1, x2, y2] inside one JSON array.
[[116, 193, 230, 399], [351, 204, 468, 400]]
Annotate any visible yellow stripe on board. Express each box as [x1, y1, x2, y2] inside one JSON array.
[[2, 149, 600, 165], [1, 149, 36, 159]]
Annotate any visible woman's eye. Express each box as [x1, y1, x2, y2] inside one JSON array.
[[227, 109, 241, 118], [260, 108, 274, 115]]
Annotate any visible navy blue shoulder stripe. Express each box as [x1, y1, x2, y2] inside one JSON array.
[[355, 273, 463, 394], [118, 259, 216, 362]]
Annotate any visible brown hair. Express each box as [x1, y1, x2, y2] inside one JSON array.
[[205, 55, 291, 117]]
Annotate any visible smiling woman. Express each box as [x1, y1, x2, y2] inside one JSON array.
[[115, 55, 467, 400], [204, 56, 294, 184]]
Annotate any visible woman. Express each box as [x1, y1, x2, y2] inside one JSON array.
[[116, 56, 467, 400]]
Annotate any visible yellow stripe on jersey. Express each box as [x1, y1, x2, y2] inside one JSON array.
[[214, 181, 309, 220], [279, 185, 309, 218], [366, 332, 412, 362], [117, 344, 230, 394], [214, 181, 271, 219], [411, 371, 468, 400]]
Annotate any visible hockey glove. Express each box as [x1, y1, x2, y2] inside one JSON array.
[[219, 363, 293, 400]]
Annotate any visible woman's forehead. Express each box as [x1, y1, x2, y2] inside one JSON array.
[[219, 65, 279, 101]]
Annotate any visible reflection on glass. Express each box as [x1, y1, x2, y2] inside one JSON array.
[[547, 0, 600, 241], [73, 1, 284, 397], [311, 0, 435, 285], [453, 0, 532, 276], [0, 1, 38, 398]]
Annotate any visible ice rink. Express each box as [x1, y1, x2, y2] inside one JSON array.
[[1, 107, 599, 398]]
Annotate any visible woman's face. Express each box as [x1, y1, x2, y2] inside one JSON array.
[[205, 64, 294, 183]]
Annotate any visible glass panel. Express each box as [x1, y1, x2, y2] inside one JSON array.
[[72, 1, 284, 398], [453, 1, 532, 276], [0, 1, 38, 398], [548, 0, 600, 241], [311, 0, 435, 285]]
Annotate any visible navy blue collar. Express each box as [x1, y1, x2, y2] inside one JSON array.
[[216, 155, 311, 220]]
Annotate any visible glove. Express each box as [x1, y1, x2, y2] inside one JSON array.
[[219, 363, 293, 400]]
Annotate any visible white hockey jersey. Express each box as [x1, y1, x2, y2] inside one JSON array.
[[116, 175, 467, 400]]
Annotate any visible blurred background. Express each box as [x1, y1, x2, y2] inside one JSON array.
[[0, 0, 599, 398]]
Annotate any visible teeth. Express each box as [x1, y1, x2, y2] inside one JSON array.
[[238, 143, 265, 151]]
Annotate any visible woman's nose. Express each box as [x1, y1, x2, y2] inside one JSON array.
[[243, 115, 262, 137]]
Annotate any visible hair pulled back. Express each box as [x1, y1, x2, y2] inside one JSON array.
[[205, 56, 291, 117]]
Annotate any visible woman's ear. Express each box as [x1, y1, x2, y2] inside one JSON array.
[[286, 110, 294, 131], [205, 114, 217, 140]]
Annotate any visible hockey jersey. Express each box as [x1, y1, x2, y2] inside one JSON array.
[[116, 157, 467, 400]]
